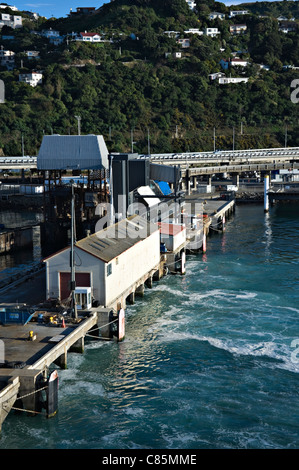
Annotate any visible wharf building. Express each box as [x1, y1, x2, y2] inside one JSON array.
[[37, 134, 110, 255], [43, 215, 161, 311], [37, 134, 187, 311]]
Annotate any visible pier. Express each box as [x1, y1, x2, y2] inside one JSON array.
[[0, 135, 238, 432], [0, 196, 235, 431]]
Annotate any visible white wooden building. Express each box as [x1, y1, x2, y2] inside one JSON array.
[[158, 223, 186, 253], [43, 215, 160, 309]]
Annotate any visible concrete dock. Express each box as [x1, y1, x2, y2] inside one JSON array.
[[0, 310, 99, 431], [185, 192, 235, 234]]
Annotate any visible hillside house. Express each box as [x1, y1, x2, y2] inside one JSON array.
[[209, 72, 225, 81], [0, 13, 22, 29], [163, 31, 180, 38], [229, 10, 249, 17], [0, 49, 14, 69], [25, 50, 40, 60], [279, 21, 297, 33], [19, 71, 43, 87], [165, 52, 182, 59], [0, 3, 18, 11], [43, 215, 161, 309], [231, 58, 248, 67], [219, 77, 248, 84], [209, 12, 225, 20], [69, 7, 96, 16], [184, 28, 203, 35], [230, 24, 247, 35], [76, 32, 103, 42], [186, 1, 196, 11], [41, 29, 60, 38], [177, 38, 190, 48], [204, 27, 220, 37]]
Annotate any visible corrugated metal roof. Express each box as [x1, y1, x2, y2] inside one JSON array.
[[76, 215, 159, 263], [37, 135, 109, 170]]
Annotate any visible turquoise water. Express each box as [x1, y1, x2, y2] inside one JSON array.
[[1, 203, 299, 449]]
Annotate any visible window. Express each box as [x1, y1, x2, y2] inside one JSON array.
[[107, 263, 112, 276]]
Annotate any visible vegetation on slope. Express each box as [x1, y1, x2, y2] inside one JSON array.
[[0, 0, 298, 156]]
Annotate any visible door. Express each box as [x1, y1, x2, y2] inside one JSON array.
[[59, 272, 91, 301]]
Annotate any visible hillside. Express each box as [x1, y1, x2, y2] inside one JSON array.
[[0, 0, 298, 157]]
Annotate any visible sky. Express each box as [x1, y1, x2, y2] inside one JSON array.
[[10, 1, 107, 18], [10, 0, 275, 20]]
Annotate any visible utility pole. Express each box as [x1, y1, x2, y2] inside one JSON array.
[[213, 127, 216, 152], [75, 115, 81, 135], [233, 126, 235, 151], [70, 185, 78, 320], [147, 127, 151, 157], [131, 128, 136, 153], [109, 155, 114, 225]]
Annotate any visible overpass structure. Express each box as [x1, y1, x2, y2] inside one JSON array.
[[181, 161, 299, 178], [1, 147, 299, 176], [142, 147, 299, 166], [0, 156, 37, 170], [138, 147, 299, 190]]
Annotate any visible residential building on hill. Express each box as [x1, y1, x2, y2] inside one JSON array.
[[69, 7, 96, 16], [0, 12, 22, 28], [209, 12, 225, 20], [19, 71, 43, 87], [25, 50, 40, 60], [0, 48, 14, 69], [41, 28, 60, 38], [186, 1, 196, 11], [0, 3, 18, 11], [219, 77, 249, 84], [230, 24, 247, 35], [204, 27, 220, 37], [229, 10, 249, 18], [76, 32, 103, 42]]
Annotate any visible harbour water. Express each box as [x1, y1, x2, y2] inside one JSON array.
[[0, 203, 299, 449], [0, 210, 42, 281]]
